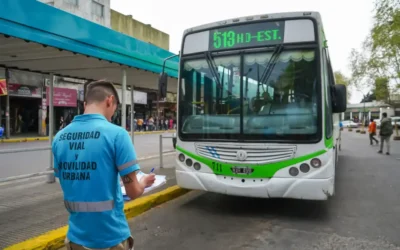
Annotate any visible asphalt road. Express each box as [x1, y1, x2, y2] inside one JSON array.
[[125, 131, 400, 250], [0, 133, 174, 179]]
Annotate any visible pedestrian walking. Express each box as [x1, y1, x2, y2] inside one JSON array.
[[378, 112, 393, 155], [59, 116, 65, 130], [52, 80, 155, 250], [368, 118, 379, 145]]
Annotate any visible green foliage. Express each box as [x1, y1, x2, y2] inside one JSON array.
[[348, 0, 399, 98], [374, 77, 390, 101], [334, 71, 351, 102], [370, 0, 400, 82]]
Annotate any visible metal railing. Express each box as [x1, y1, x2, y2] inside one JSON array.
[[0, 146, 51, 154], [0, 171, 53, 183], [0, 134, 177, 183], [0, 146, 52, 183], [159, 134, 176, 168]]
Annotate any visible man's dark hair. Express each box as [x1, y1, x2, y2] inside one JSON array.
[[370, 118, 374, 122], [382, 112, 387, 118], [85, 80, 120, 105]]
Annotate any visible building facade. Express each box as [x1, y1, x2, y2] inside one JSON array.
[[39, 0, 111, 28], [111, 10, 169, 51], [342, 101, 396, 122]]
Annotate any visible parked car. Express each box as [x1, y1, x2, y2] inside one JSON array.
[[391, 117, 400, 129], [341, 120, 359, 128]]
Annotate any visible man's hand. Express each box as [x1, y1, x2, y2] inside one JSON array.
[[121, 172, 156, 200], [140, 173, 156, 188]]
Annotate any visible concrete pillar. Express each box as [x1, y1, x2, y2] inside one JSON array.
[[130, 84, 135, 144], [47, 74, 55, 183], [5, 69, 10, 139], [121, 69, 127, 130]]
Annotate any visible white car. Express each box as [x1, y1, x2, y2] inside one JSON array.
[[341, 120, 359, 128], [391, 117, 400, 128], [374, 119, 381, 128]]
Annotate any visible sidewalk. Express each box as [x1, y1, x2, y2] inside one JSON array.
[[0, 154, 177, 249], [0, 130, 176, 143]]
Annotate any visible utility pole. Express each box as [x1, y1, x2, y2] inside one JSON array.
[[360, 93, 367, 134]]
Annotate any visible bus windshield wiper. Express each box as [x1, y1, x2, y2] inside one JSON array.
[[205, 52, 222, 89], [259, 44, 284, 87]]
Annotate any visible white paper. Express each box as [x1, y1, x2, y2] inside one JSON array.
[[121, 171, 167, 195]]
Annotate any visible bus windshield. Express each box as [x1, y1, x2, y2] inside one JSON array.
[[178, 48, 320, 142]]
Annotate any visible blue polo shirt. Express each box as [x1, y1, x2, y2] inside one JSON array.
[[52, 114, 139, 248]]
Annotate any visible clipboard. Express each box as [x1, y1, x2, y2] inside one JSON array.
[[121, 171, 167, 199]]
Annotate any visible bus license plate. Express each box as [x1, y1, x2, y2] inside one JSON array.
[[231, 166, 254, 175]]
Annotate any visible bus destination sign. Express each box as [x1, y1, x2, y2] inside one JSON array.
[[209, 21, 285, 51]]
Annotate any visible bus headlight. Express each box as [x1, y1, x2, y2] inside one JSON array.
[[311, 158, 322, 168], [185, 158, 193, 167], [178, 154, 185, 162], [300, 163, 310, 173], [193, 162, 201, 170], [289, 167, 299, 176]]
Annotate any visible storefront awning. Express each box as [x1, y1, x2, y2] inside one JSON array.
[[0, 0, 179, 93]]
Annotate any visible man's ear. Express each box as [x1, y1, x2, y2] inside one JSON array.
[[106, 97, 112, 108], [84, 102, 87, 109]]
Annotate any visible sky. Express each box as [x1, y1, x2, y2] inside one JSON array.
[[111, 0, 376, 104]]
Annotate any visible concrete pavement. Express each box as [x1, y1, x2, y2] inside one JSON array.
[[0, 132, 175, 179], [118, 131, 400, 250], [0, 154, 177, 249]]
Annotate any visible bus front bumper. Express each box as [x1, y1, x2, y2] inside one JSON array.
[[176, 170, 334, 200]]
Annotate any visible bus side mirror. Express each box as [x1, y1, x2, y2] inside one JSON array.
[[158, 72, 168, 98], [332, 84, 347, 113]]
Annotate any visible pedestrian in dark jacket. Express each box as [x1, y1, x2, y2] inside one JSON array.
[[378, 112, 393, 155]]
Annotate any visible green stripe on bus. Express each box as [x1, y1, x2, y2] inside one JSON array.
[[176, 146, 327, 178]]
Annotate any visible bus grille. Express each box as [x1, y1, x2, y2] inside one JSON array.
[[195, 143, 297, 164]]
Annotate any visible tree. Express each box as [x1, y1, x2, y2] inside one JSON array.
[[370, 0, 400, 84], [361, 92, 376, 103], [334, 71, 351, 102], [374, 77, 390, 102], [348, 0, 400, 97]]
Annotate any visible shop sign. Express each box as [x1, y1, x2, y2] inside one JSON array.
[[8, 83, 42, 98], [61, 77, 86, 84], [116, 89, 148, 105], [46, 87, 77, 107], [0, 79, 6, 96], [8, 69, 43, 87]]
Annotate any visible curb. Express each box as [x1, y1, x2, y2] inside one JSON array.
[[4, 185, 190, 250], [0, 130, 176, 143]]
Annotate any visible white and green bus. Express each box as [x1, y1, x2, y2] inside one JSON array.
[[166, 11, 346, 200]]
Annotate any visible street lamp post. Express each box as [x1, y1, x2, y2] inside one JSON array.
[[359, 92, 367, 134]]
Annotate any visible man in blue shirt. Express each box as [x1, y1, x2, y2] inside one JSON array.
[[52, 80, 155, 249]]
